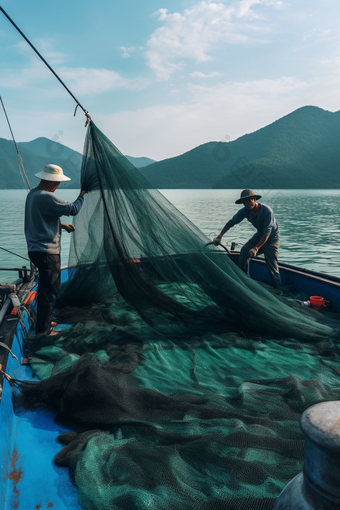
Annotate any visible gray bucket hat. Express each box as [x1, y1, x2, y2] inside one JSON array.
[[235, 189, 261, 204], [34, 164, 71, 182]]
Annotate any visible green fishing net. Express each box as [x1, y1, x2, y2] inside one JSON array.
[[22, 122, 340, 510]]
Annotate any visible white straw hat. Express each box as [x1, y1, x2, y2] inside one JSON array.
[[34, 164, 71, 182]]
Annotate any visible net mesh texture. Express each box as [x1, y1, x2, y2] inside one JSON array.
[[20, 122, 340, 510]]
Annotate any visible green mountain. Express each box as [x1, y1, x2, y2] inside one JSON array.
[[0, 137, 156, 189], [18, 138, 156, 168], [0, 137, 82, 189], [2, 107, 339, 189], [142, 142, 229, 189], [125, 155, 156, 167], [141, 106, 340, 189]]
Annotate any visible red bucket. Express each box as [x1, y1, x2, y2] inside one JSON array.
[[309, 296, 330, 310]]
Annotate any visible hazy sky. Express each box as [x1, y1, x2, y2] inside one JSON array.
[[0, 0, 339, 160]]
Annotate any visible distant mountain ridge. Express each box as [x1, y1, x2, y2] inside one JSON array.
[[1, 106, 339, 189], [0, 137, 156, 189], [0, 137, 78, 189], [141, 106, 340, 189], [125, 155, 156, 168]]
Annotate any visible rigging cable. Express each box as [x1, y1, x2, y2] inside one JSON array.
[[0, 246, 30, 262], [0, 96, 30, 192], [0, 6, 91, 126]]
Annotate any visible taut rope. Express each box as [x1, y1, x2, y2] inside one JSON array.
[[0, 6, 91, 125], [0, 95, 30, 192]]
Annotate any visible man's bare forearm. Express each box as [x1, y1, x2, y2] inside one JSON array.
[[217, 222, 231, 239]]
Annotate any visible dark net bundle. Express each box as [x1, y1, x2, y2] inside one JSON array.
[[20, 122, 340, 510]]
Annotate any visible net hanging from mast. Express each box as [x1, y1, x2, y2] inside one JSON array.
[[19, 121, 340, 510], [60, 122, 333, 341]]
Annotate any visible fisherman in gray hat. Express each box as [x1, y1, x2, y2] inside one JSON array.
[[214, 189, 281, 288], [25, 164, 87, 335]]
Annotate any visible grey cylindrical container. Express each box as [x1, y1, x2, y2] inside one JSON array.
[[273, 401, 340, 510]]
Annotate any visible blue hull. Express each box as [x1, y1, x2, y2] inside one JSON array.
[[233, 253, 340, 312]]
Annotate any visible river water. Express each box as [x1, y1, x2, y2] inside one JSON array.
[[0, 189, 339, 282]]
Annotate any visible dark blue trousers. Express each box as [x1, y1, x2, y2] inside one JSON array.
[[29, 252, 60, 334], [239, 234, 282, 288]]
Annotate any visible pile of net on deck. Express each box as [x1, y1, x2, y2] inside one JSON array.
[[21, 122, 340, 510]]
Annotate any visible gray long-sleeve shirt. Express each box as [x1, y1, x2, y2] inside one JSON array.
[[228, 203, 279, 239], [25, 189, 84, 254]]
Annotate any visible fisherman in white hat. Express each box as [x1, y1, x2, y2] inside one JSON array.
[[24, 164, 87, 335], [214, 189, 281, 288]]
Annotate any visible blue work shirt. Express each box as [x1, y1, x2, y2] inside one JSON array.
[[25, 189, 84, 254], [228, 203, 279, 239]]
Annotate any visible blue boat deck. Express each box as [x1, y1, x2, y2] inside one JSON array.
[[0, 285, 81, 510], [1, 256, 340, 508]]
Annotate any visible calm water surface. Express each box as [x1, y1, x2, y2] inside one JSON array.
[[1, 189, 339, 282]]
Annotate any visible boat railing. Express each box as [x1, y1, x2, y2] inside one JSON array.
[[0, 265, 32, 282], [0, 280, 24, 326]]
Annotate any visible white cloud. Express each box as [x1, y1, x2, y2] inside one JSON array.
[[303, 28, 333, 42], [93, 74, 340, 160], [57, 68, 129, 94], [145, 0, 280, 80], [236, 0, 283, 18], [236, 0, 262, 19], [120, 46, 135, 58], [120, 46, 144, 58], [0, 63, 51, 89], [3, 73, 340, 162], [16, 39, 68, 65], [1, 37, 144, 94], [0, 64, 144, 94], [190, 71, 223, 78]]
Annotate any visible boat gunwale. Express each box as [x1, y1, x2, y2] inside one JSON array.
[[62, 251, 340, 288]]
